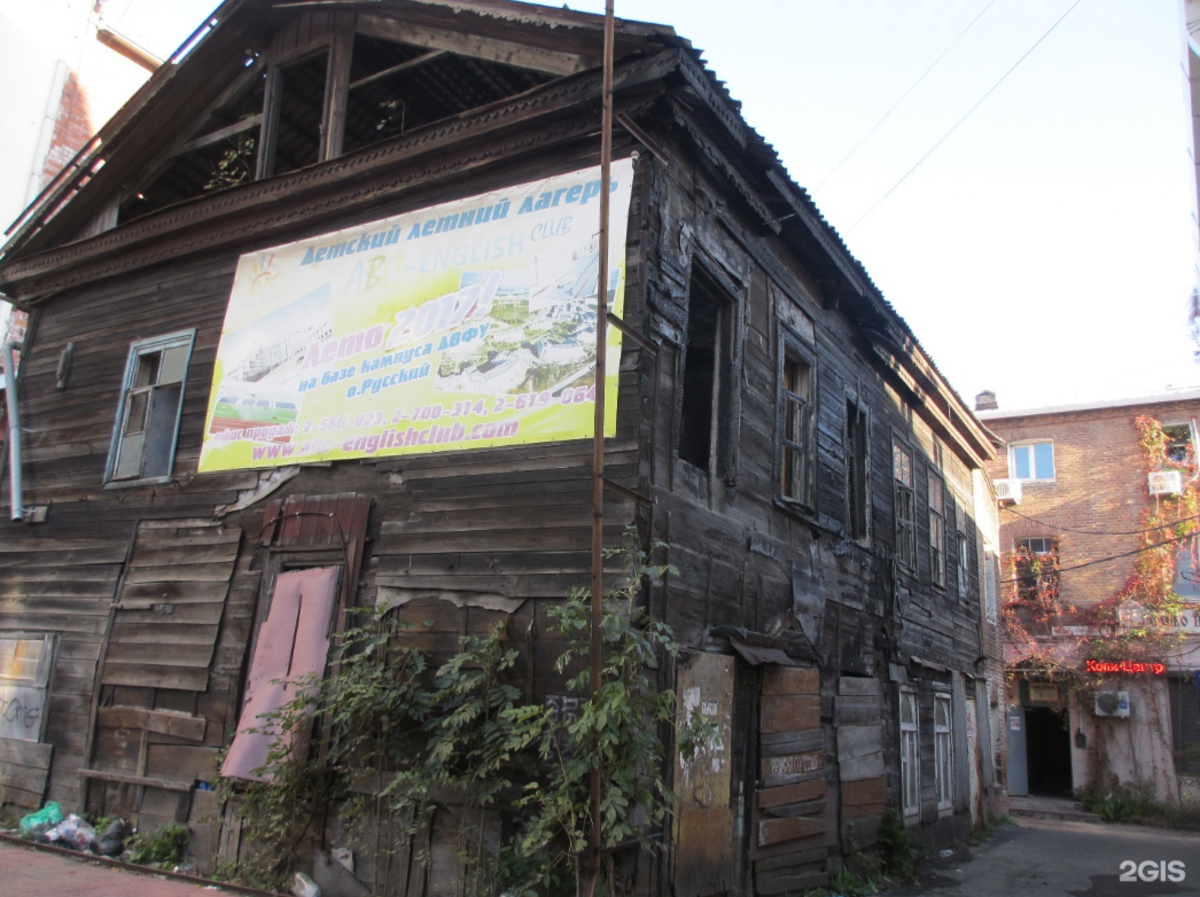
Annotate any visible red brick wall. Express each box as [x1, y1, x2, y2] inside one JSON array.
[[40, 70, 94, 188], [983, 400, 1200, 611]]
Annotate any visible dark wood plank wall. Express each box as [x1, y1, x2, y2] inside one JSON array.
[[0, 39, 993, 890]]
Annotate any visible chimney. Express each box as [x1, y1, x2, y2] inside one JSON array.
[[975, 390, 997, 412]]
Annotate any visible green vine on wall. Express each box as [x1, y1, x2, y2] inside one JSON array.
[[219, 530, 713, 896]]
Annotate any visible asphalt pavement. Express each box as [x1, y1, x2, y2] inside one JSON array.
[[893, 816, 1200, 897]]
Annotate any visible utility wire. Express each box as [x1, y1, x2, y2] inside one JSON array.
[[999, 530, 1191, 584], [1002, 505, 1200, 538], [845, 0, 1084, 235], [813, 0, 997, 194]]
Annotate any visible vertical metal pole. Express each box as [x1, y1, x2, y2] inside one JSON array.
[[3, 338, 25, 521], [588, 1, 615, 894]]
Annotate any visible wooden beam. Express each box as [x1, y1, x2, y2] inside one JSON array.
[[357, 14, 591, 76], [349, 49, 447, 90], [78, 768, 193, 792], [323, 13, 356, 162], [171, 115, 262, 158]]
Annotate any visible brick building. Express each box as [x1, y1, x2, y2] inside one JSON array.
[[978, 389, 1200, 804]]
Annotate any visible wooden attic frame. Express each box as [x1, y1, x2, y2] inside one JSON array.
[[0, 0, 993, 473]]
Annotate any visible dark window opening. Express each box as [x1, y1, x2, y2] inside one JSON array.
[[119, 70, 266, 223], [894, 440, 915, 569], [343, 35, 554, 155], [268, 53, 329, 177], [846, 400, 870, 540], [1169, 676, 1200, 775], [781, 352, 813, 505], [680, 270, 735, 476]]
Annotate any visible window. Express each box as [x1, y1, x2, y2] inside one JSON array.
[[679, 267, 737, 478], [929, 475, 945, 588], [1009, 440, 1055, 481], [779, 345, 814, 505], [1015, 537, 1058, 603], [846, 399, 870, 541], [900, 689, 919, 816], [1168, 676, 1200, 775], [956, 504, 970, 599], [934, 693, 953, 810], [894, 440, 915, 569], [0, 634, 57, 742], [1163, 423, 1195, 467], [106, 330, 195, 484]]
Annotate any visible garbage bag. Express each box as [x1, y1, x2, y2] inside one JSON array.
[[46, 815, 96, 851], [93, 818, 131, 857], [19, 802, 63, 838], [292, 871, 322, 897]]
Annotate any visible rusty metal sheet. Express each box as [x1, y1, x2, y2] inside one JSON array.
[[729, 634, 795, 668], [760, 695, 819, 734], [762, 666, 818, 695], [221, 566, 339, 781], [673, 652, 734, 897]]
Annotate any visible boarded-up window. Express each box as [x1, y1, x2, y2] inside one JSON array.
[[0, 635, 56, 742], [221, 566, 340, 781], [106, 330, 195, 484]]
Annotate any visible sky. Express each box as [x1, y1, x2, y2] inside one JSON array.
[[105, 0, 1200, 412]]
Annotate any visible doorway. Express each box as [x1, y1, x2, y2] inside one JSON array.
[[1024, 706, 1072, 796]]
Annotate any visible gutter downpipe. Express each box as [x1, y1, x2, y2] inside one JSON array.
[[3, 335, 24, 521]]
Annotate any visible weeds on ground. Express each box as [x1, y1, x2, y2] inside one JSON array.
[[126, 823, 189, 867], [1077, 783, 1200, 829], [968, 814, 1011, 845]]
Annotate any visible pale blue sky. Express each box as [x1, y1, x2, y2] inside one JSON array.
[[112, 0, 1200, 411]]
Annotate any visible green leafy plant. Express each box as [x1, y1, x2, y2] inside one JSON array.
[[877, 809, 916, 879], [127, 823, 189, 867], [219, 529, 705, 897]]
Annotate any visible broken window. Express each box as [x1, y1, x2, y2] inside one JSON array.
[[929, 474, 945, 588], [222, 566, 341, 781], [680, 268, 737, 478], [845, 399, 870, 541], [262, 52, 330, 178], [900, 688, 919, 816], [934, 693, 953, 810], [778, 344, 815, 506], [106, 330, 195, 485], [893, 440, 915, 569]]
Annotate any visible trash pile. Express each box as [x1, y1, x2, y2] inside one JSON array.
[[17, 801, 137, 858]]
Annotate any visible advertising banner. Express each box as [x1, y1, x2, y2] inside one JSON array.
[[199, 159, 634, 472]]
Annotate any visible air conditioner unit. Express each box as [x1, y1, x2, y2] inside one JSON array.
[[1095, 691, 1130, 718], [994, 479, 1022, 504], [1148, 470, 1183, 496]]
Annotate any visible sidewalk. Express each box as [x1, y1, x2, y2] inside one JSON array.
[[891, 816, 1200, 896], [0, 839, 238, 897]]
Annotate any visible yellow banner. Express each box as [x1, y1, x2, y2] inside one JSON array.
[[199, 160, 634, 472]]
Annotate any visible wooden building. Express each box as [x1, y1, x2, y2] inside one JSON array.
[[0, 1, 1004, 892]]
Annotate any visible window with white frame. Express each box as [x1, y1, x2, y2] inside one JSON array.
[[1009, 440, 1055, 481], [934, 693, 953, 810], [106, 330, 195, 484], [900, 688, 919, 816]]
